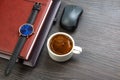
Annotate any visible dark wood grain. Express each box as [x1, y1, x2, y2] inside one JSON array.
[[1, 0, 120, 80]]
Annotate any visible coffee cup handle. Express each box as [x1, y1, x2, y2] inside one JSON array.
[[73, 46, 82, 54]]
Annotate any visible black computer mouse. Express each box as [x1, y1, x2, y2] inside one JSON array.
[[60, 5, 83, 31]]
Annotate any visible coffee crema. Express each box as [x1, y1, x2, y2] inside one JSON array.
[[50, 34, 73, 55]]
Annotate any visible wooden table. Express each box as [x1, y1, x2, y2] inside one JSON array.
[[0, 0, 120, 80]]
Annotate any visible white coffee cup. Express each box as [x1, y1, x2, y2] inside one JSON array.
[[47, 32, 82, 62]]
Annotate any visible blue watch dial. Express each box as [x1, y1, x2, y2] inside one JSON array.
[[19, 23, 34, 36]]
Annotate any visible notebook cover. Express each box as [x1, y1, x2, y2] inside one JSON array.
[[0, 0, 52, 60], [23, 0, 61, 67]]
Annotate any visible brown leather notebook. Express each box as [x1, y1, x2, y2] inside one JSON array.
[[0, 0, 52, 60]]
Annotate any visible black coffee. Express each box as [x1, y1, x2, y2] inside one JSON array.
[[50, 34, 73, 55]]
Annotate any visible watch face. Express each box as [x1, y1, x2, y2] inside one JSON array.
[[19, 23, 34, 37]]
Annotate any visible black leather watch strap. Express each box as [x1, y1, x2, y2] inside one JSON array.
[[5, 36, 27, 75], [27, 2, 41, 24]]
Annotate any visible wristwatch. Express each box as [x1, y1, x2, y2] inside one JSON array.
[[5, 2, 41, 76]]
